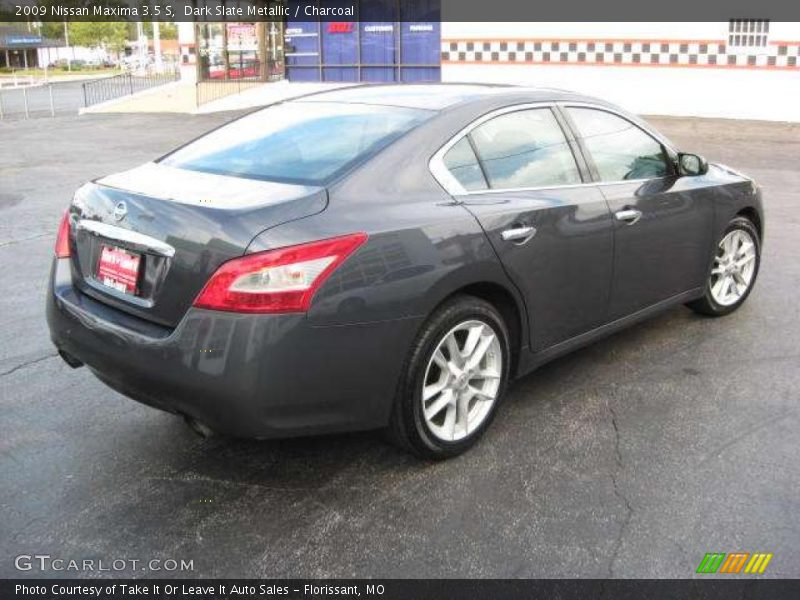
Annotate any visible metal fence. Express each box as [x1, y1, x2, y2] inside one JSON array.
[[195, 59, 271, 107], [195, 77, 264, 107], [0, 81, 85, 120], [82, 67, 180, 108]]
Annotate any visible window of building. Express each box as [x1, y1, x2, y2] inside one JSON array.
[[728, 19, 770, 48], [566, 108, 672, 182]]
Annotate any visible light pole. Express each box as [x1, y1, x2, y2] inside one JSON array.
[[153, 21, 163, 72], [136, 22, 147, 72], [63, 20, 71, 72]]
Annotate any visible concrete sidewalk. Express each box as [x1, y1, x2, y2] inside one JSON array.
[[195, 80, 352, 113], [81, 81, 197, 114]]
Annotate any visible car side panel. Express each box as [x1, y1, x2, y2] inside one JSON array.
[[249, 194, 525, 330], [706, 164, 764, 237], [599, 175, 715, 319], [676, 164, 763, 289], [246, 193, 528, 421], [462, 187, 614, 351]]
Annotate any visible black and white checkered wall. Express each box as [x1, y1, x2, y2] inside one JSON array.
[[441, 39, 800, 70]]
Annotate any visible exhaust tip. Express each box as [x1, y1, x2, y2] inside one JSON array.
[[58, 349, 84, 369], [184, 416, 216, 438]]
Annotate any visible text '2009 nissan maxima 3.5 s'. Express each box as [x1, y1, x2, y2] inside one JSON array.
[[47, 84, 763, 459]]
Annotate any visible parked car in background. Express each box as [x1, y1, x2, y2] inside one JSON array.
[[47, 85, 763, 459], [209, 59, 261, 80], [120, 55, 151, 71]]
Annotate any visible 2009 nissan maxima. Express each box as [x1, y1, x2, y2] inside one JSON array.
[[47, 85, 763, 458]]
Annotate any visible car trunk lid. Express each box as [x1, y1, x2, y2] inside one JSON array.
[[68, 163, 327, 328]]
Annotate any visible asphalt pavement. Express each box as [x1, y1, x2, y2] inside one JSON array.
[[1, 111, 798, 578]]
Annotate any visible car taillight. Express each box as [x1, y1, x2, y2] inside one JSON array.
[[193, 232, 368, 314], [55, 210, 71, 258]]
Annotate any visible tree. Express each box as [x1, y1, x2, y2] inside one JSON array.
[[38, 22, 66, 42], [146, 22, 178, 40], [68, 22, 129, 53]]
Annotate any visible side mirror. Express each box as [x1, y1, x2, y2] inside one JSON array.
[[678, 153, 708, 176]]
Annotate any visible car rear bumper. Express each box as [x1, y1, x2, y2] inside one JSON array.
[[46, 258, 421, 438]]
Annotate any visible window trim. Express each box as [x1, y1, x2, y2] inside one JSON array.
[[430, 101, 679, 196], [440, 135, 490, 193], [429, 102, 587, 196], [465, 135, 491, 191], [560, 103, 678, 183]]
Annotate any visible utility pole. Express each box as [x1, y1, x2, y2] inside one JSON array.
[[153, 21, 163, 72], [63, 20, 71, 72], [136, 22, 147, 71]]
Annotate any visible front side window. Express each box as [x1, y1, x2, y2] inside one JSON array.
[[566, 108, 672, 182], [161, 102, 432, 185], [468, 108, 582, 190]]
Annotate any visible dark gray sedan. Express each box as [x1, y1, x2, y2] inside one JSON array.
[[47, 85, 763, 458]]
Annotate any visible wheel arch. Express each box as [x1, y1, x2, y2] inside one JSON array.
[[427, 280, 528, 378], [736, 206, 762, 240]]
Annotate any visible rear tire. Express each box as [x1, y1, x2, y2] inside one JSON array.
[[388, 295, 510, 459], [687, 216, 760, 317]]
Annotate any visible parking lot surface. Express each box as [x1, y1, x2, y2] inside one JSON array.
[[1, 111, 798, 578]]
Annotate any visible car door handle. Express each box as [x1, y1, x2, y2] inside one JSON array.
[[501, 225, 537, 244], [615, 208, 643, 225]]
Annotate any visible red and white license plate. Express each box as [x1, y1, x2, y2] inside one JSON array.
[[97, 245, 141, 295]]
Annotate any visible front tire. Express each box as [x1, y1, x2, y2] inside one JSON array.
[[688, 216, 761, 317], [389, 295, 511, 459]]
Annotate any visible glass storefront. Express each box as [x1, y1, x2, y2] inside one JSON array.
[[195, 0, 441, 83], [196, 16, 285, 81]]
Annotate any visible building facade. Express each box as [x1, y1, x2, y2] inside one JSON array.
[[177, 18, 800, 121], [441, 21, 800, 121], [0, 24, 63, 69], [178, 0, 440, 84], [283, 20, 440, 82]]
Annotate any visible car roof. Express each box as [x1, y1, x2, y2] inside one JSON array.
[[294, 83, 601, 111]]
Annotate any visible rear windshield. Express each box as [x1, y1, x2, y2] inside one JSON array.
[[161, 101, 432, 185]]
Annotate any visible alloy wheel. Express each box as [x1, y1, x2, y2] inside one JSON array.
[[710, 229, 758, 306], [421, 320, 502, 442]]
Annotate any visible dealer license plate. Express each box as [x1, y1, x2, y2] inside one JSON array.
[[97, 245, 141, 295]]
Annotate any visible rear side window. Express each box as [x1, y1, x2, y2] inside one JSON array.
[[469, 108, 581, 189], [442, 137, 488, 192], [161, 102, 432, 185], [566, 108, 672, 181]]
